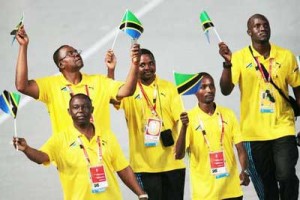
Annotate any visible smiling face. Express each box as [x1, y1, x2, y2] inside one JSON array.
[[68, 94, 93, 126], [247, 14, 271, 44], [138, 52, 156, 85], [58, 46, 84, 72], [195, 75, 215, 104]]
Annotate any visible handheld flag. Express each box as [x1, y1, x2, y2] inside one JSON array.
[[119, 9, 144, 40], [199, 11, 221, 43], [0, 90, 21, 150], [174, 72, 203, 95], [0, 90, 21, 118], [10, 13, 24, 45]]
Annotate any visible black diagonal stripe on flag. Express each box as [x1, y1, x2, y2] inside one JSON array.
[[119, 22, 144, 33], [177, 73, 202, 94], [4, 90, 18, 117], [203, 22, 214, 30]]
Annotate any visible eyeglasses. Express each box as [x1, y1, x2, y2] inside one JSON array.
[[59, 49, 82, 61]]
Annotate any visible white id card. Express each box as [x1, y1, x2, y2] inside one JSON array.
[[144, 118, 162, 147], [89, 165, 108, 193], [209, 151, 229, 179]]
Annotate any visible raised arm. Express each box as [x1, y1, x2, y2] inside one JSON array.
[[235, 142, 250, 186], [218, 42, 235, 95], [105, 49, 117, 79], [117, 166, 148, 199], [175, 112, 189, 159], [116, 44, 141, 100], [13, 137, 49, 164], [15, 26, 39, 99]]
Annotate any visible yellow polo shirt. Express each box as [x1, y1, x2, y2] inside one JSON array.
[[231, 44, 300, 141], [40, 127, 129, 200], [184, 105, 243, 200], [36, 73, 123, 134], [118, 77, 185, 173]]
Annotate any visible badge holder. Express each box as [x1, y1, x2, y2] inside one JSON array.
[[144, 118, 162, 147], [260, 89, 275, 113], [89, 165, 108, 193], [209, 151, 229, 179]]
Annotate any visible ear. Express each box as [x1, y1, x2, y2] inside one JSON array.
[[58, 62, 65, 69], [247, 29, 251, 36], [91, 106, 94, 114], [68, 108, 71, 115]]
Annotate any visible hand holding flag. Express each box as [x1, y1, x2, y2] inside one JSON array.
[[199, 11, 222, 43], [10, 12, 24, 45], [112, 9, 144, 49]]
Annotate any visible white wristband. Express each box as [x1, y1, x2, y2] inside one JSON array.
[[138, 194, 148, 199]]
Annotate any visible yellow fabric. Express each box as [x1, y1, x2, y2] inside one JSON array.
[[36, 73, 122, 134], [40, 127, 129, 200], [118, 76, 185, 172], [231, 44, 300, 141], [184, 105, 243, 200]]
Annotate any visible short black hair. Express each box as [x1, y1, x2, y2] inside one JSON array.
[[199, 72, 214, 81], [69, 93, 92, 107], [53, 45, 69, 67], [141, 48, 155, 63], [247, 14, 269, 29]]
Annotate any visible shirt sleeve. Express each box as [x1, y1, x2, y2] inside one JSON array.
[[287, 53, 300, 88], [228, 110, 243, 144], [35, 76, 51, 103], [109, 133, 129, 172], [39, 134, 61, 166], [231, 51, 243, 85]]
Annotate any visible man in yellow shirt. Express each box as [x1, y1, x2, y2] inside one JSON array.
[[175, 72, 250, 200], [14, 26, 140, 134], [13, 93, 148, 200], [219, 14, 300, 200], [113, 48, 186, 200]]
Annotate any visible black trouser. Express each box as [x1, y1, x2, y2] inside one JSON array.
[[223, 196, 243, 200], [135, 168, 185, 200], [250, 136, 299, 200]]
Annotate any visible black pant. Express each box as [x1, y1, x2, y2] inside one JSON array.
[[223, 196, 243, 200], [135, 168, 185, 200], [250, 136, 299, 200]]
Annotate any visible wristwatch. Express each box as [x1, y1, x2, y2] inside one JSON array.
[[138, 194, 149, 199], [243, 169, 250, 176], [223, 61, 232, 69]]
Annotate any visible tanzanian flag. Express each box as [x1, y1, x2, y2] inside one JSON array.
[[119, 9, 144, 40], [199, 11, 214, 43], [174, 72, 203, 95], [0, 90, 21, 118]]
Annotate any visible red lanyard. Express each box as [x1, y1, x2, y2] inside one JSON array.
[[254, 57, 273, 83], [138, 81, 159, 117], [78, 136, 102, 165], [199, 113, 225, 150]]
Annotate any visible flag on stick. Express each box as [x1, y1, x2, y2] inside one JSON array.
[[10, 12, 24, 45], [119, 9, 144, 40], [0, 90, 21, 118], [174, 72, 203, 95], [199, 11, 222, 43], [0, 90, 21, 150]]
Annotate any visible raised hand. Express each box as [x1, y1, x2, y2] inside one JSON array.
[[218, 42, 232, 62], [16, 26, 29, 46]]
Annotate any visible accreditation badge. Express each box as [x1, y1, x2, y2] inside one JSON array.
[[209, 151, 229, 179], [144, 117, 162, 147], [260, 89, 275, 113], [89, 165, 108, 193]]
